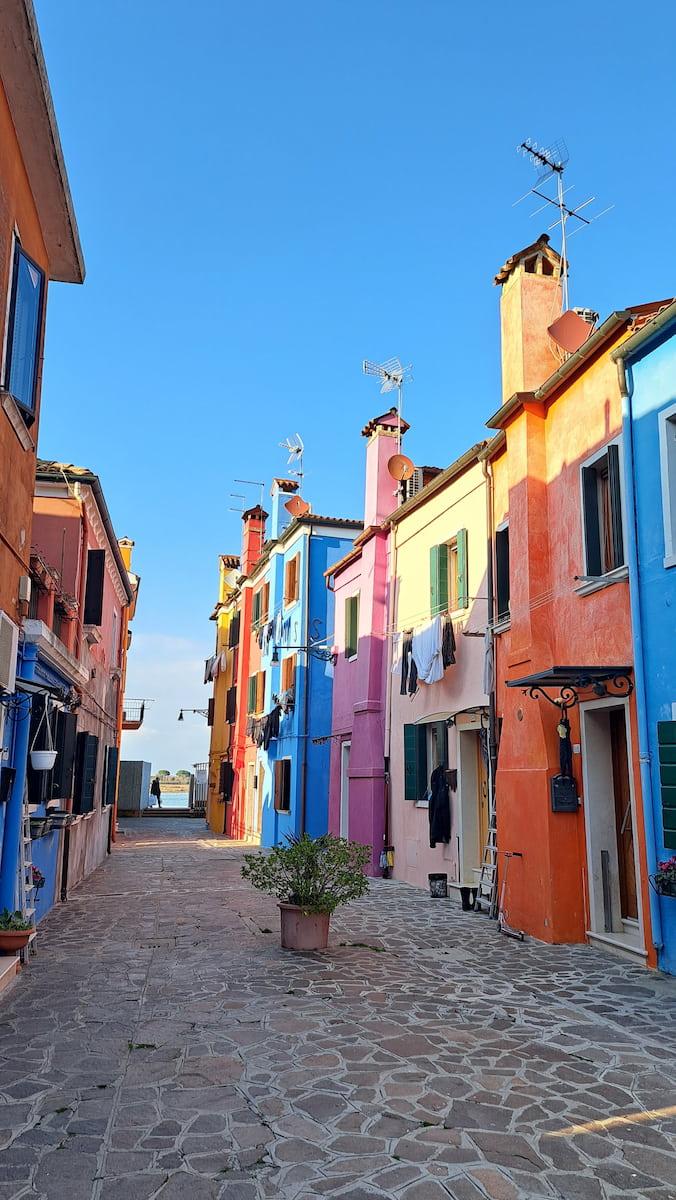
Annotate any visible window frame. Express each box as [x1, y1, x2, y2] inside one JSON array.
[[2, 239, 46, 426], [274, 757, 291, 812], [344, 593, 360, 660], [580, 440, 625, 580], [281, 653, 296, 694], [430, 528, 468, 617], [284, 554, 300, 607], [659, 401, 676, 568], [495, 522, 510, 626]]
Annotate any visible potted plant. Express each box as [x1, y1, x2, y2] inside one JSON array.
[[241, 833, 372, 950], [0, 909, 34, 954], [650, 855, 676, 898]]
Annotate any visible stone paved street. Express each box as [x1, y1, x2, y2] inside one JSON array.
[[1, 819, 676, 1199]]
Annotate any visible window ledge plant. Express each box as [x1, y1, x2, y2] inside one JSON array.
[[650, 855, 676, 897]]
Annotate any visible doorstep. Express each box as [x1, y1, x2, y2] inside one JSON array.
[[587, 929, 647, 963], [0, 954, 19, 995]]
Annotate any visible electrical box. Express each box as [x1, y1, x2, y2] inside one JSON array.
[[550, 774, 578, 813]]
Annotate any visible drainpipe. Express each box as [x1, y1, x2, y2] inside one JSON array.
[[615, 355, 663, 951], [298, 530, 312, 837], [481, 455, 498, 810], [0, 642, 35, 912]]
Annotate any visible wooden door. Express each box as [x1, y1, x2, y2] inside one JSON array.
[[610, 709, 637, 920]]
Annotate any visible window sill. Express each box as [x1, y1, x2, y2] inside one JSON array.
[[492, 616, 511, 635], [663, 553, 676, 570], [1, 390, 35, 451], [574, 566, 628, 596]]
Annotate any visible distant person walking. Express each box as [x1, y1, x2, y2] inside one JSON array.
[[150, 776, 162, 808]]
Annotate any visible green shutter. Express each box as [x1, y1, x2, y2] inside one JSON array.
[[404, 723, 427, 800], [247, 675, 257, 713], [456, 528, 468, 609], [430, 544, 449, 616], [657, 723, 676, 849]]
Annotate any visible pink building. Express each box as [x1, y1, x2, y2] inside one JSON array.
[[327, 410, 407, 874]]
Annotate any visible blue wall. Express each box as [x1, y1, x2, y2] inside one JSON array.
[[627, 323, 676, 974]]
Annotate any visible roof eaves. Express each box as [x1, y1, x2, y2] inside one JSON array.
[[611, 298, 676, 364]]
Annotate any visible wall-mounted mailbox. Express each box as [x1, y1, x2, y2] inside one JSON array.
[[550, 774, 578, 812]]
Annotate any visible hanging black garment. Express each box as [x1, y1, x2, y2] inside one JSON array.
[[429, 765, 451, 847], [263, 706, 281, 749], [442, 615, 456, 668], [558, 713, 573, 777]]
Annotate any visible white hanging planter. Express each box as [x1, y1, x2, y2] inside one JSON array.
[[30, 749, 58, 771], [29, 701, 58, 771]]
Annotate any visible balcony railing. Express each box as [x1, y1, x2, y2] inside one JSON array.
[[122, 699, 146, 730]]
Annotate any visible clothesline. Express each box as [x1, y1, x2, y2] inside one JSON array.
[[385, 599, 488, 637]]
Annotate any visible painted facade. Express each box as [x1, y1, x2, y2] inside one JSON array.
[[488, 234, 667, 965], [205, 554, 240, 835], [0, 1, 84, 956], [223, 482, 361, 844], [327, 410, 406, 874], [387, 444, 493, 898], [612, 302, 676, 974]]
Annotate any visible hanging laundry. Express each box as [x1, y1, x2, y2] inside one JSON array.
[[391, 631, 403, 676], [204, 655, 215, 684], [483, 627, 494, 695], [442, 615, 456, 668], [412, 614, 444, 684], [400, 632, 418, 695], [429, 765, 451, 847], [263, 705, 281, 749]]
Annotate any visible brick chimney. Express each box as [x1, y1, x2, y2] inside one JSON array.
[[241, 506, 267, 575], [269, 478, 299, 540], [495, 234, 563, 403], [361, 407, 410, 527]]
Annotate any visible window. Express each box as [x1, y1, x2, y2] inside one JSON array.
[[345, 593, 359, 659], [228, 611, 241, 648], [83, 549, 105, 625], [581, 443, 624, 576], [3, 241, 46, 423], [284, 554, 299, 606], [252, 581, 270, 628], [73, 731, 99, 814], [657, 722, 676, 850], [103, 745, 119, 807], [274, 758, 291, 812], [495, 524, 510, 622], [247, 675, 257, 714], [659, 403, 676, 565], [430, 529, 468, 616], [403, 720, 448, 801], [255, 669, 266, 714], [281, 653, 296, 694], [225, 686, 237, 724]]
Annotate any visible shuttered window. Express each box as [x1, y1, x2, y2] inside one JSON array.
[[430, 530, 468, 615], [281, 654, 296, 693], [403, 723, 427, 801], [247, 676, 257, 713], [284, 554, 300, 605], [228, 611, 241, 648], [103, 745, 119, 807], [274, 758, 291, 812], [345, 594, 359, 659], [52, 710, 77, 801], [256, 670, 266, 714], [219, 760, 235, 801], [658, 722, 676, 851], [495, 525, 510, 622], [73, 731, 99, 814], [582, 443, 624, 576], [84, 549, 105, 625], [225, 686, 237, 724]]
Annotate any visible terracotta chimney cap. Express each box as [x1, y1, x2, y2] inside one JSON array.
[[270, 478, 299, 494], [361, 407, 411, 439], [242, 505, 268, 522], [494, 233, 562, 287]]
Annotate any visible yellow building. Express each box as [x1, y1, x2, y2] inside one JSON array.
[[206, 555, 240, 834]]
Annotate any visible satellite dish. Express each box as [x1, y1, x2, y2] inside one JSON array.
[[284, 495, 311, 518], [387, 454, 414, 482], [547, 309, 595, 355]]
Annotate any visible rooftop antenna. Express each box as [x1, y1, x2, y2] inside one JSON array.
[[234, 478, 265, 509], [228, 493, 245, 513], [515, 138, 613, 312], [362, 357, 412, 456], [279, 435, 304, 494]]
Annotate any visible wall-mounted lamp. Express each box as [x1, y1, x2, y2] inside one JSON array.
[[271, 643, 335, 664], [177, 708, 209, 721]]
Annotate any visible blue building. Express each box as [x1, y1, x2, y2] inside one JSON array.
[[614, 299, 676, 975], [245, 479, 361, 845]]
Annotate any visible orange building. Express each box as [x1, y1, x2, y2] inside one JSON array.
[[488, 234, 671, 964]]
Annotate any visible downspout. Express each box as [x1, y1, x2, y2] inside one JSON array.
[[615, 355, 663, 951], [299, 530, 312, 836], [481, 456, 498, 809]]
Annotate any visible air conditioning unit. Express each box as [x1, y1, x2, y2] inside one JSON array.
[[0, 611, 19, 693]]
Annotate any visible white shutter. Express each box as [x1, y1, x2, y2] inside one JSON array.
[[0, 611, 19, 693]]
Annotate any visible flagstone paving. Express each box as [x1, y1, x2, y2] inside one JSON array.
[[1, 818, 675, 1199]]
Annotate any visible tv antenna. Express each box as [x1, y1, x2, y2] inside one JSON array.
[[234, 478, 265, 509], [362, 357, 412, 456], [515, 138, 613, 312], [228, 493, 245, 513], [279, 434, 304, 493]]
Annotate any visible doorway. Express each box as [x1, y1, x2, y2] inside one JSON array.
[[340, 741, 351, 838], [580, 700, 642, 952], [457, 725, 487, 887]]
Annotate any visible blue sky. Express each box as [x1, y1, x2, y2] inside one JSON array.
[[33, 0, 676, 772]]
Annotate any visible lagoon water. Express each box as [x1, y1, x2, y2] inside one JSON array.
[[147, 791, 190, 810]]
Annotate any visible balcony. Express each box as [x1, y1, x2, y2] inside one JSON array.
[[122, 698, 146, 730]]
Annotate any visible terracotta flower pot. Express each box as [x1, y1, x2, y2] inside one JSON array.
[[278, 903, 330, 950], [0, 929, 32, 955]]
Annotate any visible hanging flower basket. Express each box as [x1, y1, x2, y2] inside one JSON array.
[[30, 749, 57, 771], [29, 702, 57, 771], [649, 856, 676, 897]]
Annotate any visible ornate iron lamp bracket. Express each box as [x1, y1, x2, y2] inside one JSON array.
[[524, 684, 578, 709]]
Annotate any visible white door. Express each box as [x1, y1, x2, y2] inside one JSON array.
[[340, 741, 351, 837]]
